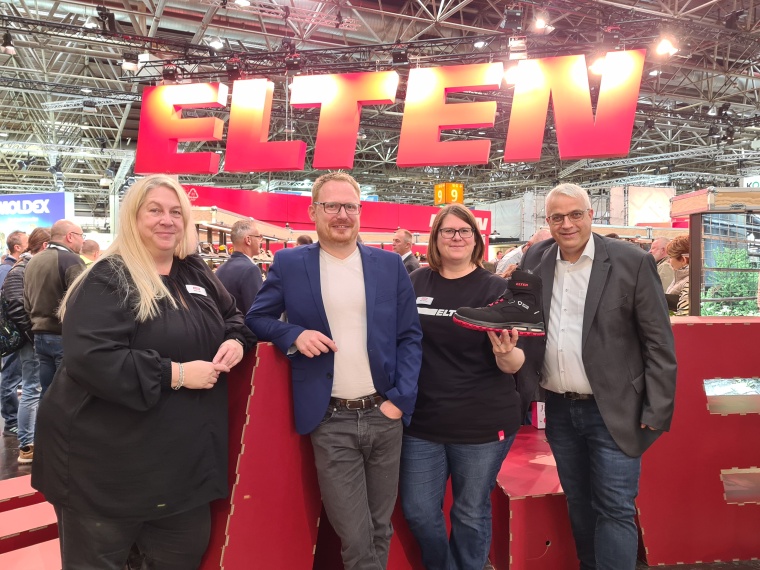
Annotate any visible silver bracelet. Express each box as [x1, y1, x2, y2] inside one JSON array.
[[173, 362, 184, 390], [230, 338, 245, 349]]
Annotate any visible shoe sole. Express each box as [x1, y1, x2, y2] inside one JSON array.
[[452, 315, 546, 336], [18, 457, 33, 464]]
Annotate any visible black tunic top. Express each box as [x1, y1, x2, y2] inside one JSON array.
[[31, 254, 256, 520], [406, 267, 522, 444]]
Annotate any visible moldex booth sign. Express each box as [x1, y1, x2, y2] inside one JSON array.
[[0, 193, 72, 247]]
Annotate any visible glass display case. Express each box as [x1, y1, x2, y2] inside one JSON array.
[[670, 188, 760, 316]]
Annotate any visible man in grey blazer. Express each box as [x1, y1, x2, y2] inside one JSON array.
[[392, 229, 420, 273], [520, 183, 677, 570]]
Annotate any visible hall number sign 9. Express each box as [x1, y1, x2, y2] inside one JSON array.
[[434, 182, 464, 205]]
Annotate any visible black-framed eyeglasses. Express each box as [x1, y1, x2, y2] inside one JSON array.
[[313, 202, 362, 215], [546, 209, 589, 225], [438, 227, 474, 239]]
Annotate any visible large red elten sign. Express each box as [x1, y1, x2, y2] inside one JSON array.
[[135, 50, 645, 174]]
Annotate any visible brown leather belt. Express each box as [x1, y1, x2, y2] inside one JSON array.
[[562, 391, 594, 400], [330, 393, 384, 410]]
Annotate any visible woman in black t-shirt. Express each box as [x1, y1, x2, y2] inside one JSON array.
[[400, 204, 525, 570]]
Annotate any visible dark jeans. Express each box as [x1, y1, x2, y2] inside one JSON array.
[[545, 391, 641, 570], [399, 434, 514, 570], [0, 350, 22, 428], [34, 333, 63, 396], [54, 503, 211, 570], [310, 404, 403, 570]]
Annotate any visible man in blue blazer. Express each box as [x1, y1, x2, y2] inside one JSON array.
[[246, 172, 422, 570]]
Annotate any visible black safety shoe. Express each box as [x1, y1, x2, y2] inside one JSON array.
[[453, 270, 545, 336]]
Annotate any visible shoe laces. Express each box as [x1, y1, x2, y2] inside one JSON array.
[[486, 296, 506, 307]]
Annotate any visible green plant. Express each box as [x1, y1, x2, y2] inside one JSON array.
[[701, 248, 760, 316]]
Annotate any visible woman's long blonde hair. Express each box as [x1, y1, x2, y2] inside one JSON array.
[[60, 175, 199, 322]]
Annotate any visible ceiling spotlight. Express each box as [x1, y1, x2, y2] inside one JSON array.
[[725, 10, 745, 30], [104, 160, 117, 179], [725, 125, 736, 142], [473, 40, 486, 49], [80, 87, 92, 94], [121, 52, 139, 72], [82, 100, 98, 114], [96, 5, 116, 33], [644, 118, 655, 130], [391, 46, 409, 65], [162, 63, 180, 82], [234, 0, 251, 6], [335, 10, 344, 29], [708, 124, 721, 138], [226, 57, 244, 81], [532, 15, 554, 35], [649, 69, 661, 76], [718, 102, 731, 118], [357, 128, 367, 140], [83, 15, 100, 29], [508, 36, 527, 60], [1, 31, 15, 56], [208, 37, 224, 50], [655, 37, 678, 57], [281, 36, 296, 54], [498, 8, 523, 32], [284, 54, 301, 72]]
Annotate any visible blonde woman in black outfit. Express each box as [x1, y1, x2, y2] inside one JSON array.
[[400, 204, 525, 570], [31, 175, 255, 569]]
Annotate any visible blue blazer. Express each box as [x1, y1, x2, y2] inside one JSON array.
[[246, 243, 423, 435]]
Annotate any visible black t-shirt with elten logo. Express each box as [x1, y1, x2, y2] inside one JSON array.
[[407, 266, 522, 444]]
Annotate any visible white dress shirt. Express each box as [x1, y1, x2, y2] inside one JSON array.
[[541, 237, 595, 395]]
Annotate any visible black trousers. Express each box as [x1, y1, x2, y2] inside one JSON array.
[[54, 503, 211, 570]]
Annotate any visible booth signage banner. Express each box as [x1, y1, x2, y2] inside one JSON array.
[[185, 185, 490, 235], [0, 192, 71, 246], [135, 50, 645, 175]]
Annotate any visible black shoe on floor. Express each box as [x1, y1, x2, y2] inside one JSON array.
[[453, 270, 545, 336], [3, 425, 19, 437]]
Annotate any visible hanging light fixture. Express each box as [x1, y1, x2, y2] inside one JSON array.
[[2, 30, 15, 56], [83, 15, 100, 29]]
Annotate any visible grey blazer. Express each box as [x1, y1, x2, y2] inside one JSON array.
[[520, 234, 677, 457], [403, 253, 420, 274]]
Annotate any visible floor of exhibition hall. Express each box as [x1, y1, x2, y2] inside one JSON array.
[[1, 421, 758, 569]]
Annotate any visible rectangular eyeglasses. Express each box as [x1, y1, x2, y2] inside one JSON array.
[[313, 202, 362, 215]]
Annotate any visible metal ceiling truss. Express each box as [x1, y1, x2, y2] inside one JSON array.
[[2, 0, 760, 216]]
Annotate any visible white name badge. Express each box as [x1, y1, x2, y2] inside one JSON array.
[[186, 284, 207, 296], [416, 296, 434, 305]]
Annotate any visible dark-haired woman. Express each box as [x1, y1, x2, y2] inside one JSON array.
[[400, 203, 525, 570]]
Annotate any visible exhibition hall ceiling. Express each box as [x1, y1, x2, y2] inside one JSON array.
[[1, 0, 760, 219]]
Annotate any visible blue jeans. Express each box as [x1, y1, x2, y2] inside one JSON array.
[[0, 350, 22, 428], [35, 333, 63, 397], [17, 342, 41, 447], [545, 392, 641, 570], [310, 404, 403, 570], [399, 434, 514, 570]]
